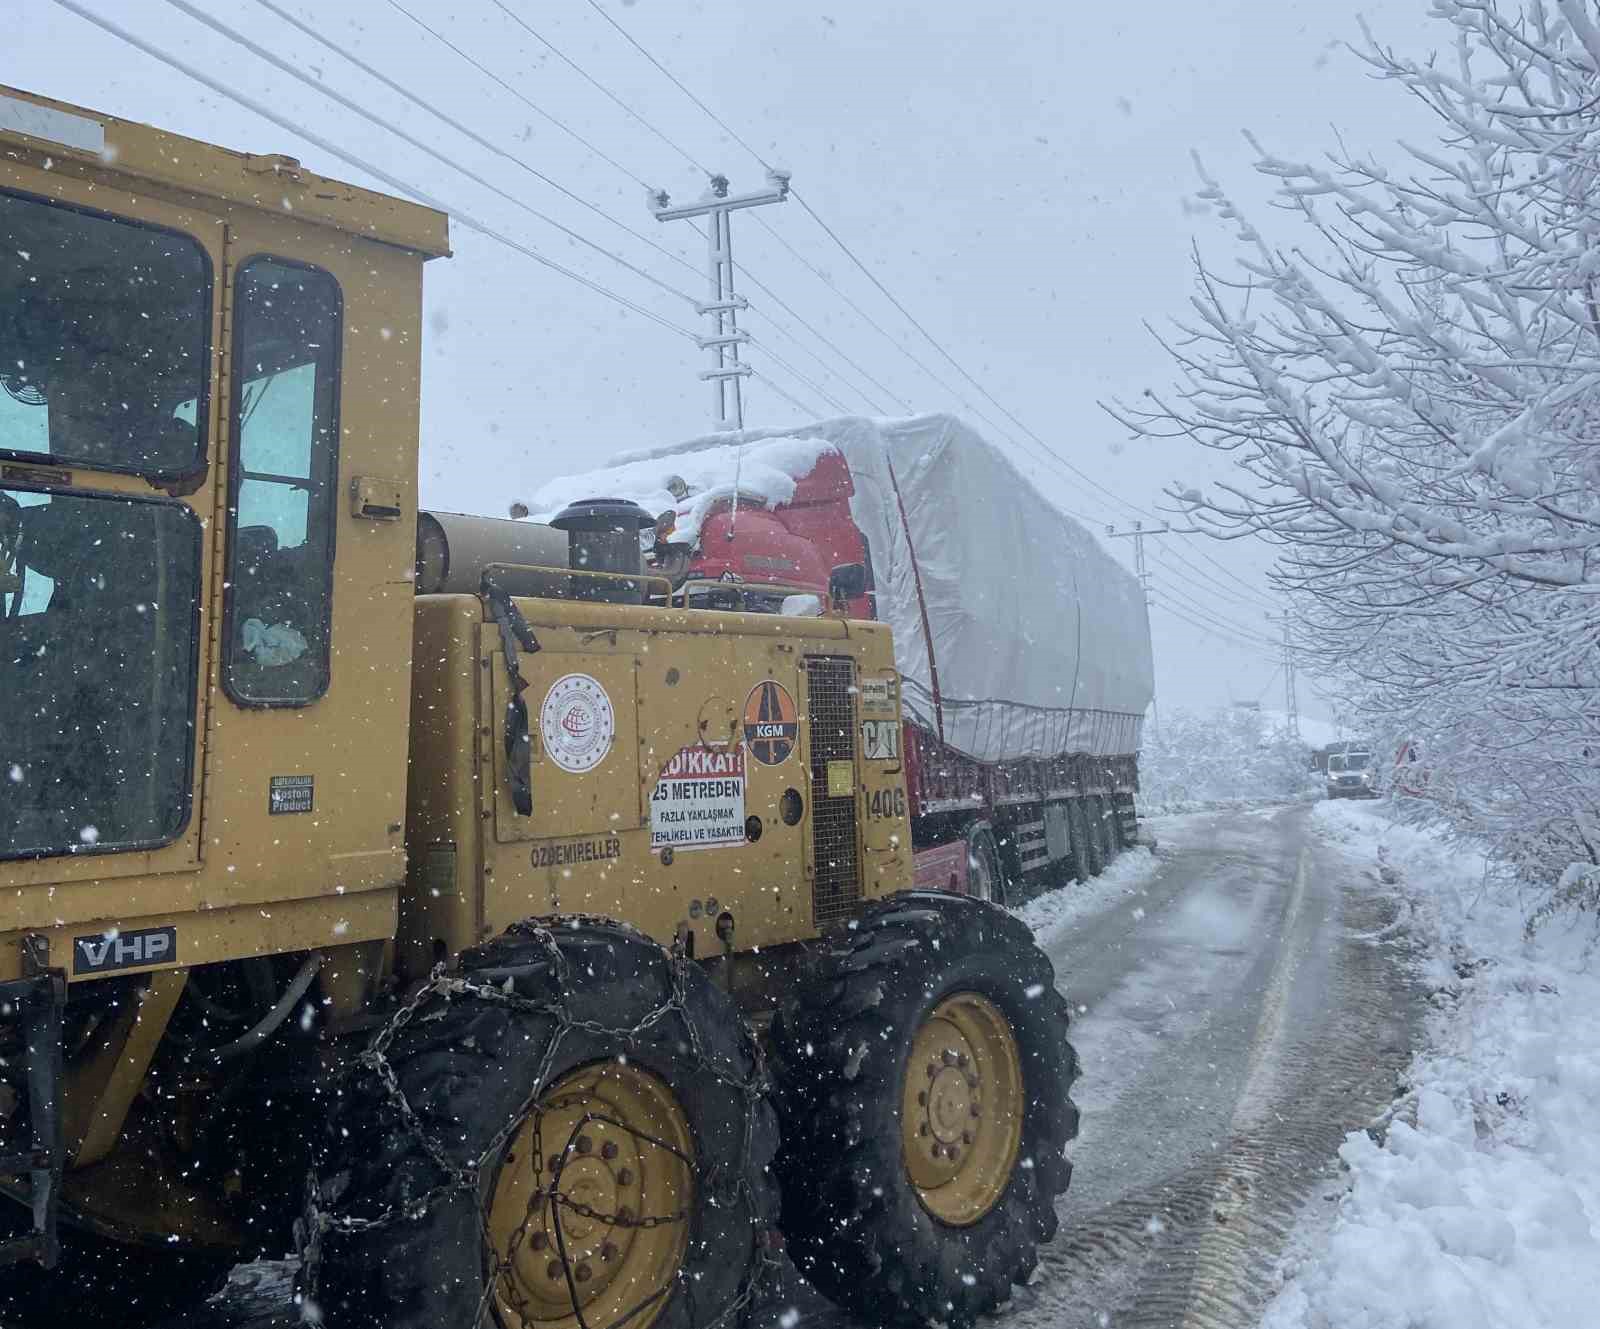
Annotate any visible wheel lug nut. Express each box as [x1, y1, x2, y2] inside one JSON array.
[[546, 1260, 563, 1280], [616, 1167, 634, 1186], [962, 1130, 974, 1144], [967, 1076, 980, 1090], [575, 1263, 593, 1283], [601, 1241, 619, 1262], [577, 1136, 593, 1155], [530, 1231, 548, 1251], [918, 1123, 929, 1136], [601, 1141, 619, 1161], [956, 1052, 968, 1068], [926, 1061, 938, 1079], [942, 1049, 958, 1066], [970, 1104, 981, 1118]]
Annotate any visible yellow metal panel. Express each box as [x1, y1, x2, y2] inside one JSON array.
[[70, 970, 189, 1166], [0, 887, 395, 985], [0, 85, 449, 258], [490, 639, 642, 844]]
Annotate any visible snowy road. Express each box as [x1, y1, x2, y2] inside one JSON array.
[[157, 803, 1420, 1329]]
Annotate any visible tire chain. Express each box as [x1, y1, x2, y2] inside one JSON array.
[[296, 919, 779, 1329]]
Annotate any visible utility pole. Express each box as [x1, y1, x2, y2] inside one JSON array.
[[1106, 521, 1171, 734], [650, 170, 790, 432], [1266, 613, 1300, 740]]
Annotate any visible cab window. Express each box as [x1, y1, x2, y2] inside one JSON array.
[[0, 188, 209, 478], [223, 258, 341, 706]]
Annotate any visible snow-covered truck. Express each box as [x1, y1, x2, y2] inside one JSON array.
[[523, 413, 1155, 902]]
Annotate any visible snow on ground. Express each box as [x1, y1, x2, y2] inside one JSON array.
[[1263, 800, 1600, 1329], [1013, 845, 1161, 949]]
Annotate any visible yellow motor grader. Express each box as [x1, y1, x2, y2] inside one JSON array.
[[0, 86, 1078, 1329]]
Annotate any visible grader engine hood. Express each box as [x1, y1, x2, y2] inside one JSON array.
[[399, 592, 912, 977]]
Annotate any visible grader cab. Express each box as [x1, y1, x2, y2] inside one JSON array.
[[0, 86, 1078, 1329]]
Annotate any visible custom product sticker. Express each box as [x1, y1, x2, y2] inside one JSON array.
[[859, 677, 897, 714], [651, 746, 746, 851], [540, 673, 615, 774], [743, 680, 798, 765]]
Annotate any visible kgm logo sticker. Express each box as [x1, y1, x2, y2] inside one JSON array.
[[743, 681, 798, 765], [73, 926, 177, 975]]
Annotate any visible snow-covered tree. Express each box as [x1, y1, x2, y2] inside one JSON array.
[[1119, 0, 1600, 916], [1140, 707, 1317, 810]]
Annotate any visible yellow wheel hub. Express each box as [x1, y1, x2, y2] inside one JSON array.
[[901, 992, 1024, 1226], [488, 1062, 693, 1329]]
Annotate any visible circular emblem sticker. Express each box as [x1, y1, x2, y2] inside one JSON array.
[[743, 680, 799, 765], [541, 673, 615, 774]]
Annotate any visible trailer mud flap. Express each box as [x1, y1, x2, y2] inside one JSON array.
[[0, 936, 65, 1269]]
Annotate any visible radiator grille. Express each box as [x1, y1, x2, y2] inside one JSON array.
[[806, 656, 861, 927]]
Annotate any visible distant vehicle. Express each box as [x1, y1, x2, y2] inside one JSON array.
[[1326, 747, 1379, 799]]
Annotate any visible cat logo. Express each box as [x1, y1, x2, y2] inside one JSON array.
[[743, 680, 798, 765]]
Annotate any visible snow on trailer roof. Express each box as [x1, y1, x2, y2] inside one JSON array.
[[524, 415, 1155, 763], [523, 433, 832, 550]]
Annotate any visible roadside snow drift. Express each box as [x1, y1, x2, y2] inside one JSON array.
[[1264, 802, 1600, 1329]]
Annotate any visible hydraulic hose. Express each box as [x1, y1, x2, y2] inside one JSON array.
[[211, 951, 323, 1063]]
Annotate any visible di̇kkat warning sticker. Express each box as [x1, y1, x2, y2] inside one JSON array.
[[651, 745, 746, 851], [743, 680, 798, 765], [540, 673, 615, 774]]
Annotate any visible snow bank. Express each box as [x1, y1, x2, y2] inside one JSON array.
[[1264, 802, 1600, 1329], [1014, 845, 1161, 949]]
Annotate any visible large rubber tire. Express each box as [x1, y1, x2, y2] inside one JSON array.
[[770, 892, 1078, 1327], [0, 1224, 232, 1326], [965, 825, 1007, 906], [307, 919, 779, 1329]]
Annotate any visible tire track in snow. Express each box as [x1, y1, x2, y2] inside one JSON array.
[[1015, 819, 1418, 1329]]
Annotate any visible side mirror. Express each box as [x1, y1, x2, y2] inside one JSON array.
[[828, 562, 867, 601]]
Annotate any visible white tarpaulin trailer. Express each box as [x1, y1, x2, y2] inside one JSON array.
[[528, 413, 1155, 764]]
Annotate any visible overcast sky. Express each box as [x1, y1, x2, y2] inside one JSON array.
[[13, 0, 1445, 727]]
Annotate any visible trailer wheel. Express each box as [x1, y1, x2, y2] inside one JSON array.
[[771, 892, 1078, 1327], [966, 825, 1006, 905], [306, 919, 778, 1329], [0, 1226, 232, 1327]]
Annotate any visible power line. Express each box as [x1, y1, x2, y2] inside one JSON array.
[[578, 0, 773, 169], [284, 0, 905, 421], [1154, 598, 1278, 656], [569, 1, 1190, 521], [51, 0, 700, 341], [485, 0, 711, 178], [1146, 546, 1279, 616], [387, 0, 654, 190], [164, 0, 700, 310], [568, 0, 1291, 610], [745, 336, 854, 416], [248, 0, 707, 292], [749, 370, 824, 421]]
